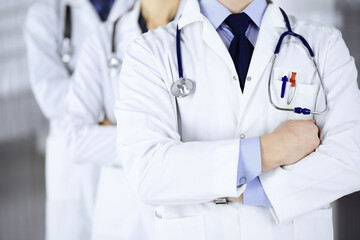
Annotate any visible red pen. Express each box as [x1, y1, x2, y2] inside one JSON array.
[[287, 72, 297, 105]]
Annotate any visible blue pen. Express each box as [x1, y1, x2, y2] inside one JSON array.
[[281, 76, 288, 98]]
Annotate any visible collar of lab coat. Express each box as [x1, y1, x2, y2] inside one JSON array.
[[177, 0, 296, 30], [63, 0, 135, 23], [108, 0, 136, 22]]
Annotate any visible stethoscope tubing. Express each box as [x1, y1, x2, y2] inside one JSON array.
[[111, 17, 120, 55], [267, 9, 328, 115], [64, 5, 72, 40], [176, 26, 184, 79], [59, 4, 73, 64]]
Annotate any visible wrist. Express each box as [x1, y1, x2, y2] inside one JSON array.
[[260, 133, 283, 172]]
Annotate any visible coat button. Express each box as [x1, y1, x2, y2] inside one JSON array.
[[233, 76, 237, 81], [246, 76, 252, 81], [239, 177, 247, 185], [240, 134, 245, 139]]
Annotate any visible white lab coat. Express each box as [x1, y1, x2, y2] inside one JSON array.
[[67, 1, 154, 239], [24, 0, 133, 239], [115, 0, 360, 239]]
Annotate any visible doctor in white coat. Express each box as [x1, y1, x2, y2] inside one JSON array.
[[115, 0, 360, 239], [24, 0, 133, 239], [67, 0, 181, 239]]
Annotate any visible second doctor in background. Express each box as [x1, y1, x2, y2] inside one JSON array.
[[115, 0, 360, 239], [67, 0, 182, 239], [24, 0, 133, 239]]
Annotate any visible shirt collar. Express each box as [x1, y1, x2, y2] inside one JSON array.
[[200, 0, 268, 29]]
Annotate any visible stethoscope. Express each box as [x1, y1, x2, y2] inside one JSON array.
[[59, 5, 73, 64], [108, 10, 150, 77], [268, 8, 328, 115], [58, 4, 121, 78], [108, 18, 121, 77], [108, 11, 149, 77], [172, 8, 328, 115], [171, 25, 195, 98]]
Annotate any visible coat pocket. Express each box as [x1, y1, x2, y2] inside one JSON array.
[[154, 214, 205, 240], [267, 76, 319, 133], [293, 208, 333, 240]]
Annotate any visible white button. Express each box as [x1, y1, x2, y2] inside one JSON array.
[[240, 134, 245, 139], [240, 177, 247, 185], [233, 76, 237, 81], [246, 76, 252, 81]]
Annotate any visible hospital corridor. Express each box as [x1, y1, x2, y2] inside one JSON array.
[[1, 0, 360, 239]]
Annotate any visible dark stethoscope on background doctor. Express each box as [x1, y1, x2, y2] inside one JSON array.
[[108, 9, 149, 77], [59, 4, 149, 77], [59, 5, 72, 64], [59, 3, 119, 76], [172, 8, 328, 115]]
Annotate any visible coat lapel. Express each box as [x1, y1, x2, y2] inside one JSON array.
[[201, 17, 238, 75], [178, 0, 237, 77], [241, 3, 289, 101], [247, 3, 286, 89]]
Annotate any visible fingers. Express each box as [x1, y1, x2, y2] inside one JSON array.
[[99, 119, 113, 126], [310, 118, 319, 134]]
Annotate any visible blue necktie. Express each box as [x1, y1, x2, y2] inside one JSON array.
[[225, 13, 254, 92], [90, 0, 115, 21]]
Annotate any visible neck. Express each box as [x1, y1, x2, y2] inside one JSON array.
[[218, 0, 254, 13], [141, 0, 180, 30]]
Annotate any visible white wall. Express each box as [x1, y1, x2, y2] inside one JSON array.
[[0, 0, 47, 142], [0, 0, 35, 97], [273, 0, 341, 27]]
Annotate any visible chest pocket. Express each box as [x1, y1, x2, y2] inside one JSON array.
[[267, 67, 319, 133]]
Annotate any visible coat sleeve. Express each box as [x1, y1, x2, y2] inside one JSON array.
[[115, 39, 245, 205], [24, 2, 71, 120], [260, 28, 360, 223], [66, 31, 118, 166]]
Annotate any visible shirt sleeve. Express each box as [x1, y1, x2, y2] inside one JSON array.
[[243, 177, 272, 207], [237, 137, 272, 207]]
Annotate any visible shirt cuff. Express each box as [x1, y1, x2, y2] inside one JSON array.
[[237, 137, 261, 186], [243, 177, 272, 207]]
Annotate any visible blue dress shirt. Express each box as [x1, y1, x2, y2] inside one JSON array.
[[200, 0, 271, 207]]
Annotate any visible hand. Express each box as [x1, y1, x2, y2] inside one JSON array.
[[226, 194, 243, 203], [99, 119, 114, 126], [260, 119, 320, 172]]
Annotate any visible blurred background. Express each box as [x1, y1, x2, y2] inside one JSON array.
[[0, 0, 359, 239]]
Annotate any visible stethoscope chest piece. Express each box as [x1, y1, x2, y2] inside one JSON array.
[[108, 56, 121, 78], [171, 78, 195, 98], [60, 5, 72, 64], [59, 37, 73, 64]]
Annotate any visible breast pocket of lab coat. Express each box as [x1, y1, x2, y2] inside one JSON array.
[[154, 214, 205, 240], [267, 68, 319, 133]]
